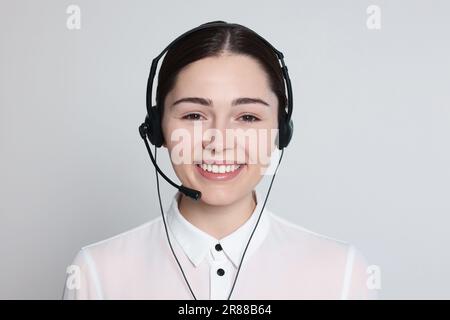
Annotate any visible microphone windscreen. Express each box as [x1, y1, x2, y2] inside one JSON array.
[[179, 186, 202, 201]]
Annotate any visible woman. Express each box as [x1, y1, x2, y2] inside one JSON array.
[[63, 21, 378, 300]]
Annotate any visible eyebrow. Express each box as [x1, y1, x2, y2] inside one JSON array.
[[171, 97, 270, 108]]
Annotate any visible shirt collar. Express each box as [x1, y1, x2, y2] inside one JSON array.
[[166, 189, 271, 268]]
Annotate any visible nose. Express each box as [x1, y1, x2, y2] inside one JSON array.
[[202, 118, 233, 152]]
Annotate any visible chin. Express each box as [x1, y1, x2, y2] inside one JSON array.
[[197, 189, 242, 206]]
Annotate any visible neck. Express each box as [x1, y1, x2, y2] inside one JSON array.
[[178, 191, 257, 240]]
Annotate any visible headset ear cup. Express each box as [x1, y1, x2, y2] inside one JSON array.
[[285, 118, 293, 147], [147, 106, 164, 148], [277, 113, 293, 149]]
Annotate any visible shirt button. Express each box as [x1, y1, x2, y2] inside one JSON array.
[[217, 268, 225, 276], [215, 243, 223, 251]]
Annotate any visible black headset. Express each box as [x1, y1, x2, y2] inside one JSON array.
[[142, 21, 293, 150], [139, 20, 294, 201], [138, 20, 293, 300]]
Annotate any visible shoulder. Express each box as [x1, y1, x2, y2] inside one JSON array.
[[266, 210, 361, 267], [266, 211, 377, 299], [76, 216, 164, 263], [63, 216, 165, 299], [268, 211, 372, 259], [267, 210, 349, 249]]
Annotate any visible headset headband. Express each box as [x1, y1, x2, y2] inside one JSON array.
[[146, 20, 293, 123]]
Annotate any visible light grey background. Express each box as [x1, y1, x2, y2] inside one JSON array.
[[1, 0, 449, 299]]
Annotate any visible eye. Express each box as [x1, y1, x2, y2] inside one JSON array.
[[239, 114, 261, 122], [182, 113, 204, 121]]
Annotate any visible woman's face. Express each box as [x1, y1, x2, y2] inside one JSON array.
[[161, 53, 279, 206]]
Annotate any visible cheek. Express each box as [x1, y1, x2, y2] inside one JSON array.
[[245, 126, 278, 166], [243, 163, 265, 187], [162, 114, 191, 141], [172, 163, 191, 179], [163, 122, 197, 155]]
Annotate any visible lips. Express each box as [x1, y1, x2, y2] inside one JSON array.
[[195, 163, 246, 181]]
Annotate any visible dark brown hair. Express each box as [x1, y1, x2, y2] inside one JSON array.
[[156, 23, 287, 126]]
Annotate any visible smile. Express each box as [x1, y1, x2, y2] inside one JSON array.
[[195, 163, 246, 181]]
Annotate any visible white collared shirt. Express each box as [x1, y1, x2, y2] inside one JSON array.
[[63, 189, 378, 300]]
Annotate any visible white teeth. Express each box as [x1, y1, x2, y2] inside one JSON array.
[[199, 164, 242, 173]]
